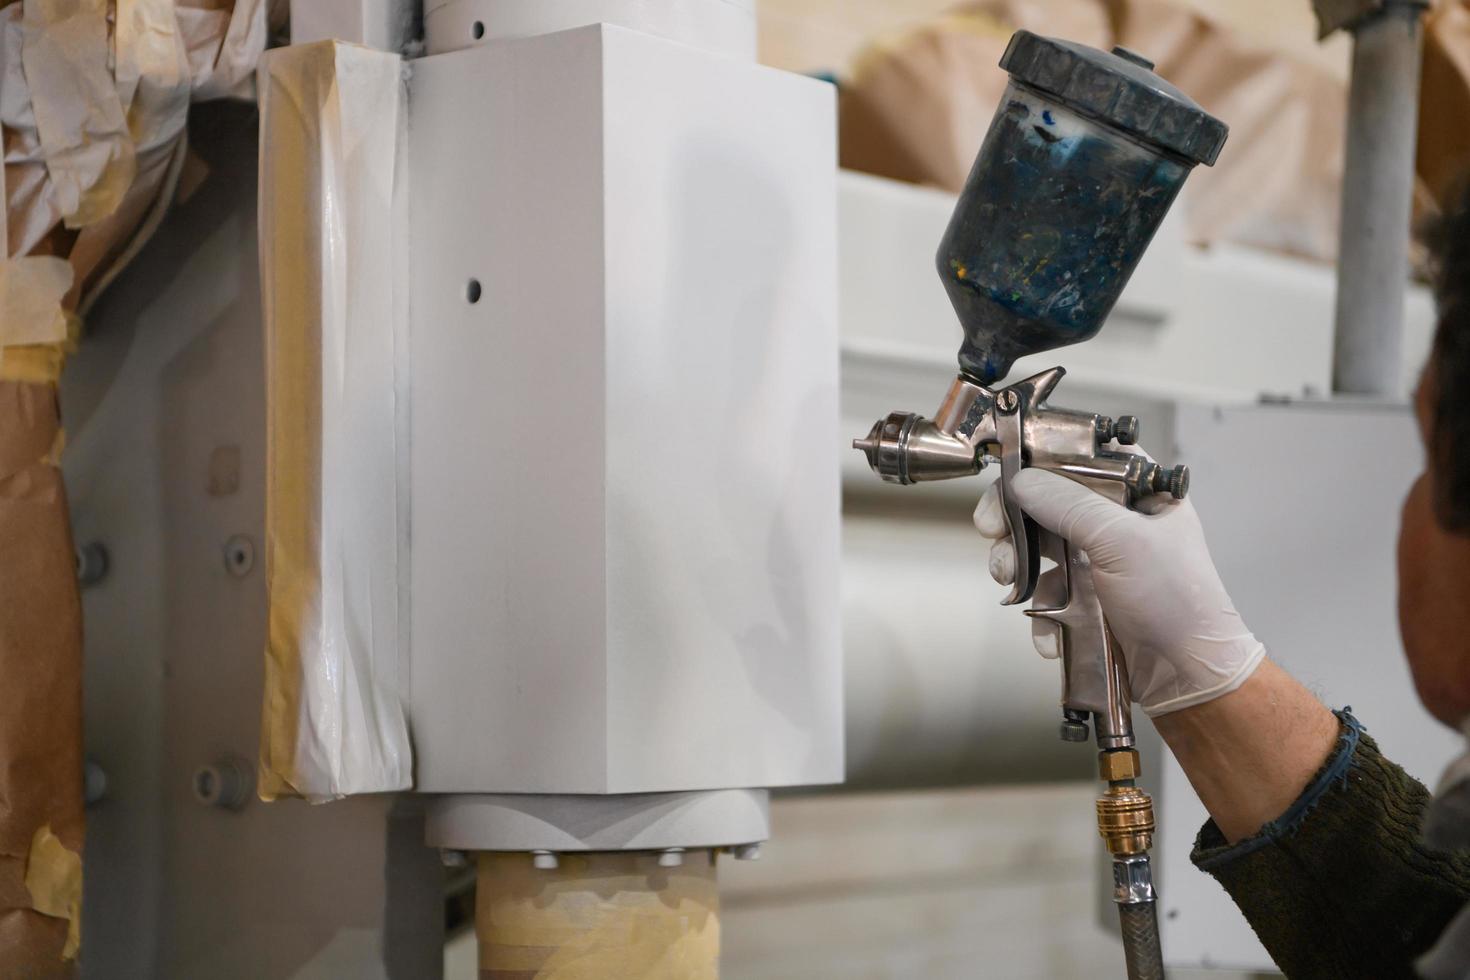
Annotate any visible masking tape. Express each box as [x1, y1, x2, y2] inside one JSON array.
[[0, 254, 71, 343], [476, 852, 720, 980], [24, 825, 81, 961]]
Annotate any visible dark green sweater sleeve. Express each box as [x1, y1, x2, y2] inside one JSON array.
[[1190, 713, 1470, 979]]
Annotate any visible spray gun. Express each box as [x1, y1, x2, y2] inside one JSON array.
[[852, 31, 1227, 980]]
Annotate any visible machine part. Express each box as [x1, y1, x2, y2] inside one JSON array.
[[1112, 853, 1156, 905], [439, 849, 469, 868], [1327, 0, 1429, 396], [1096, 785, 1156, 857], [476, 850, 720, 978], [938, 32, 1226, 382], [531, 850, 560, 871], [1059, 719, 1091, 742], [423, 0, 756, 59], [221, 534, 254, 578], [424, 789, 770, 852], [75, 542, 109, 587], [407, 24, 841, 797], [731, 843, 761, 861], [658, 847, 685, 868], [191, 758, 253, 811], [1099, 749, 1142, 783]]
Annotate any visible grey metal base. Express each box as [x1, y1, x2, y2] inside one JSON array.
[[424, 788, 770, 851]]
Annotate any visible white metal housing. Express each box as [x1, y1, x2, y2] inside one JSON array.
[[406, 24, 843, 795]]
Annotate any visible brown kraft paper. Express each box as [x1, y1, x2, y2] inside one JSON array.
[[0, 379, 83, 978]]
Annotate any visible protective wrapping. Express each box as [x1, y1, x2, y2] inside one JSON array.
[[0, 379, 83, 976], [257, 40, 412, 801]]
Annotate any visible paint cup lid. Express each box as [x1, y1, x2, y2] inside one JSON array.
[[999, 30, 1229, 166]]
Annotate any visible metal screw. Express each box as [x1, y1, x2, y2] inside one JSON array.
[[1113, 415, 1140, 446], [732, 843, 761, 861], [223, 535, 255, 577], [193, 757, 252, 810], [83, 759, 107, 806], [76, 542, 109, 587], [657, 847, 685, 868], [996, 390, 1020, 414], [531, 850, 559, 870]]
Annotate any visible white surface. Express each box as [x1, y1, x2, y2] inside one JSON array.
[[289, 0, 418, 50], [1157, 400, 1462, 972], [256, 42, 412, 800], [407, 25, 842, 794], [424, 789, 770, 850], [424, 0, 756, 58], [837, 170, 1438, 402]]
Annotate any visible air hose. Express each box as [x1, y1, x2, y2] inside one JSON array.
[[1096, 750, 1164, 980]]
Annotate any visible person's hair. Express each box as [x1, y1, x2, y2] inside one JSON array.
[[1424, 181, 1470, 534]]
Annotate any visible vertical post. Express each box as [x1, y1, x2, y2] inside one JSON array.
[[1330, 1, 1428, 397]]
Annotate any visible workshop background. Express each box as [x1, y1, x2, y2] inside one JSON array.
[[2, 0, 1465, 977]]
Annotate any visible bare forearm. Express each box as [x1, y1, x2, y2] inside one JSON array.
[[1152, 659, 1341, 843]]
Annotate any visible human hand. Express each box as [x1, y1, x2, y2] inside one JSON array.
[[973, 462, 1266, 716]]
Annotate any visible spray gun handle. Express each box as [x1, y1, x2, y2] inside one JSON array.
[[1025, 529, 1135, 748]]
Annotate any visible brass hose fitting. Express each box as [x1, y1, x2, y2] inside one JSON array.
[[1096, 750, 1155, 856]]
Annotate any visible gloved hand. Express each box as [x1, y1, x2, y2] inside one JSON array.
[[973, 463, 1266, 716]]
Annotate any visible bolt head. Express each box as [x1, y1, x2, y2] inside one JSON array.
[[732, 843, 762, 861], [531, 850, 559, 870], [997, 390, 1019, 414], [1114, 416, 1140, 446]]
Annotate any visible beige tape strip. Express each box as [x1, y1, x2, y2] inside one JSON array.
[[24, 825, 82, 960], [20, 0, 137, 228], [0, 254, 71, 345]]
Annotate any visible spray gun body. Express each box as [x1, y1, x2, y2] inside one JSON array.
[[853, 30, 1227, 980]]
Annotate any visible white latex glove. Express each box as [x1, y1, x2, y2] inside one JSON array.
[[973, 463, 1266, 717]]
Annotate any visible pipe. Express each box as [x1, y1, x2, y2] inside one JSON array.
[[1331, 1, 1428, 397], [475, 849, 720, 979]]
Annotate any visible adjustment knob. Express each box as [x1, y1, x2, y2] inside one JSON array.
[[1167, 464, 1190, 499], [1060, 719, 1091, 742], [1147, 463, 1190, 500], [1113, 415, 1140, 445]]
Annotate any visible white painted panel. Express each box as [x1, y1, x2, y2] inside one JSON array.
[[600, 26, 842, 791], [409, 26, 842, 794], [408, 30, 612, 792]]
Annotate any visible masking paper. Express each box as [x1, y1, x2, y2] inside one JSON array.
[[476, 851, 721, 980], [0, 379, 85, 976], [257, 40, 412, 802]]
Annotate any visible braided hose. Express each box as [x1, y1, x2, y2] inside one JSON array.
[[1117, 900, 1165, 980]]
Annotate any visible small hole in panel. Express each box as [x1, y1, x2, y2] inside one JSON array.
[[466, 278, 483, 304], [472, 21, 485, 40]]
